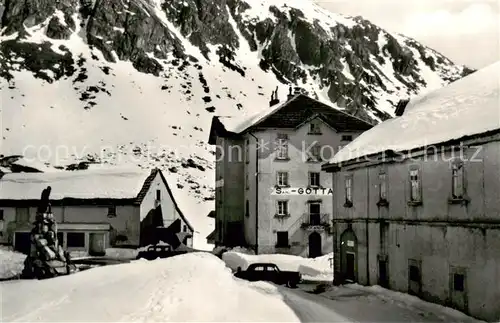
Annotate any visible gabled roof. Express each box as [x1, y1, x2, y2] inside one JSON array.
[[155, 170, 194, 232], [208, 94, 373, 144], [324, 61, 500, 168]]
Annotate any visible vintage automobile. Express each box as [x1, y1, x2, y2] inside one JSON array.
[[135, 244, 189, 260], [234, 263, 302, 288]]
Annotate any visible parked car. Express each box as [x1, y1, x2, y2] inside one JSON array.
[[136, 244, 188, 260], [234, 263, 302, 288]]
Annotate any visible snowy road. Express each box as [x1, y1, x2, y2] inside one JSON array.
[[280, 286, 353, 322], [279, 284, 481, 323]]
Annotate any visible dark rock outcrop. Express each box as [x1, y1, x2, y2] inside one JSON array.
[[0, 0, 473, 123]]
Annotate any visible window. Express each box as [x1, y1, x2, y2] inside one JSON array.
[[309, 121, 321, 134], [276, 200, 288, 216], [342, 135, 353, 141], [379, 171, 387, 200], [253, 265, 265, 271], [156, 189, 161, 201], [451, 162, 465, 199], [67, 232, 85, 248], [309, 172, 320, 187], [183, 225, 187, 232], [15, 207, 30, 223], [409, 167, 421, 202], [276, 134, 289, 159], [453, 273, 465, 292], [245, 171, 249, 190], [276, 231, 289, 248], [309, 203, 321, 225], [108, 205, 116, 217], [245, 139, 249, 164], [345, 176, 353, 204], [0, 209, 4, 221], [245, 200, 250, 217], [276, 171, 289, 187]]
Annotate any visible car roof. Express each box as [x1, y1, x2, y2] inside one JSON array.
[[249, 263, 277, 266]]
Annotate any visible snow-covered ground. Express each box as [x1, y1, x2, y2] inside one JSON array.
[[345, 284, 486, 322], [222, 251, 333, 281], [1, 252, 300, 322], [0, 249, 485, 322], [0, 247, 140, 279], [297, 283, 484, 323]]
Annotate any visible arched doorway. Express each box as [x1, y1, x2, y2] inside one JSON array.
[[308, 232, 322, 258], [340, 229, 358, 282]]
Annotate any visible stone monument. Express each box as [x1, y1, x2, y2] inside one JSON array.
[[21, 186, 71, 279]]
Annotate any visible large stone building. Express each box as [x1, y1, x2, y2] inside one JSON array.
[[322, 61, 500, 321], [0, 168, 194, 255], [207, 89, 372, 256]]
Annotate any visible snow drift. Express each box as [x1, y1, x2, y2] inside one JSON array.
[[1, 252, 300, 322], [0, 247, 26, 279]]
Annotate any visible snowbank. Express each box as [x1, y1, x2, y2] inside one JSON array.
[[346, 284, 486, 322], [104, 247, 139, 260], [1, 252, 300, 322], [222, 251, 333, 281], [0, 247, 26, 279]]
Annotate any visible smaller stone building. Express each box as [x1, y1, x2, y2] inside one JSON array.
[[0, 168, 194, 255]]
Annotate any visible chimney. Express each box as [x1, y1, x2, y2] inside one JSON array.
[[287, 86, 294, 101], [269, 86, 280, 107], [395, 99, 410, 116]]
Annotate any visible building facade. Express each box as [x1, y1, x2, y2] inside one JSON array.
[[0, 168, 194, 255], [208, 92, 372, 256], [322, 62, 500, 321]]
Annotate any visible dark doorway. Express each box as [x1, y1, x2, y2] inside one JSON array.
[[308, 232, 322, 258], [89, 233, 106, 256], [340, 229, 358, 283], [345, 253, 355, 281], [378, 259, 389, 287], [408, 260, 422, 296], [14, 232, 31, 255]]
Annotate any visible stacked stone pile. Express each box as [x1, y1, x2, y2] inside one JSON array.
[[22, 186, 70, 279]]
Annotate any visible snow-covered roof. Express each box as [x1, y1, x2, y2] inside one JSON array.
[[0, 168, 151, 200], [221, 95, 302, 133], [214, 94, 372, 137], [327, 61, 500, 165]]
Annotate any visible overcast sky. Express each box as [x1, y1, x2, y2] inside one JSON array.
[[315, 0, 499, 69]]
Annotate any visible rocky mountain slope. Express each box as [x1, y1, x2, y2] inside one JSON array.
[[0, 0, 474, 245]]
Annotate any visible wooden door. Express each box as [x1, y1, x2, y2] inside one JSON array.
[[345, 252, 355, 282], [308, 232, 322, 258]]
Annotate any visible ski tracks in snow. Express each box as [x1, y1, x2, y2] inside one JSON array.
[[120, 267, 183, 322]]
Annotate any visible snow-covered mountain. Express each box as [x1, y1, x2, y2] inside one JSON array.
[[0, 0, 474, 246]]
